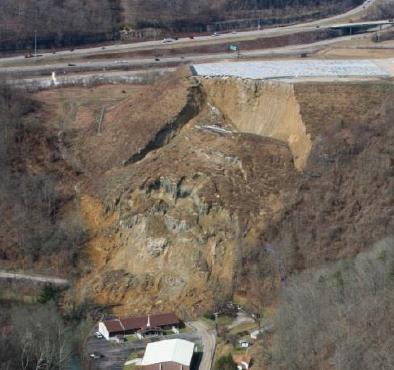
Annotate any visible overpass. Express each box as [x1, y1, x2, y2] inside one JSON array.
[[328, 19, 394, 34]]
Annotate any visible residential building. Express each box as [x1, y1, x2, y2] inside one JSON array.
[[98, 312, 180, 340]]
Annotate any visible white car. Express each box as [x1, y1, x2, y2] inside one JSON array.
[[211, 32, 220, 36], [94, 331, 103, 339], [89, 352, 103, 360], [162, 38, 174, 43]]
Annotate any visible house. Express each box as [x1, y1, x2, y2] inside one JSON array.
[[250, 324, 273, 340], [233, 354, 252, 370], [98, 312, 180, 340], [141, 338, 195, 370], [238, 339, 250, 348], [250, 329, 261, 340]]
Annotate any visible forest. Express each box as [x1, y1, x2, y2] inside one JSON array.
[[0, 0, 363, 50]]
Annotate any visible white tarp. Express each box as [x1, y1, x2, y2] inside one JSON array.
[[192, 60, 388, 79]]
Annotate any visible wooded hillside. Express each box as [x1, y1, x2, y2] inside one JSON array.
[[0, 0, 362, 50], [0, 0, 121, 50]]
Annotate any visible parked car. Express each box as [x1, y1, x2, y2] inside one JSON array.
[[162, 38, 174, 43], [211, 32, 220, 37], [89, 352, 104, 360], [94, 331, 103, 339]]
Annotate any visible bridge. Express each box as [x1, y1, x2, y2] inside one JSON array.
[[328, 19, 394, 34]]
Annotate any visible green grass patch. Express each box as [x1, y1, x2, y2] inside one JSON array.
[[123, 364, 136, 370], [229, 322, 257, 335], [217, 315, 234, 326]]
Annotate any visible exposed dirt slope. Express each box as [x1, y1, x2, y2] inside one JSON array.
[[201, 78, 312, 170]]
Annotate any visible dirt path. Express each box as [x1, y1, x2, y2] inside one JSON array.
[[188, 321, 216, 370], [227, 312, 255, 330], [0, 270, 69, 286]]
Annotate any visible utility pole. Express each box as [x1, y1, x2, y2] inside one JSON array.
[[34, 30, 37, 57]]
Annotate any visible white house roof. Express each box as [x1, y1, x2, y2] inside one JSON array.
[[141, 339, 195, 366]]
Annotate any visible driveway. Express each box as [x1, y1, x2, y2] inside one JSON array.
[[188, 321, 216, 370]]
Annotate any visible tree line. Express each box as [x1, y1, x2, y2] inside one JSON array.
[[0, 0, 122, 50], [125, 0, 363, 30], [0, 0, 363, 50]]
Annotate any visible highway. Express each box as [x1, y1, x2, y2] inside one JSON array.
[[3, 30, 389, 83], [0, 0, 381, 69]]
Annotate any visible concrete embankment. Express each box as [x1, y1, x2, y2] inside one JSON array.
[[8, 68, 175, 91]]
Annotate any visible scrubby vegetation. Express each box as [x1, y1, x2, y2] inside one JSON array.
[[0, 83, 87, 269], [214, 354, 238, 370], [270, 238, 394, 370]]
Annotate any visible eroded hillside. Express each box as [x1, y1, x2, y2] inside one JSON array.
[[3, 71, 393, 318]]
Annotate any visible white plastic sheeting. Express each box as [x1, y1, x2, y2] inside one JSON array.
[[192, 60, 388, 79]]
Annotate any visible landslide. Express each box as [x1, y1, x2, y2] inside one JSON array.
[[74, 97, 297, 316], [73, 76, 393, 316], [9, 71, 393, 318]]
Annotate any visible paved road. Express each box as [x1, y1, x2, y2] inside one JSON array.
[[188, 321, 216, 370], [0, 270, 69, 286], [0, 0, 380, 68]]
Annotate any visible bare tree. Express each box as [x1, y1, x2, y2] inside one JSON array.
[[12, 304, 72, 370], [270, 238, 394, 370]]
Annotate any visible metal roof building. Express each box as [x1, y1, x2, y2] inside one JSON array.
[[141, 338, 195, 370]]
